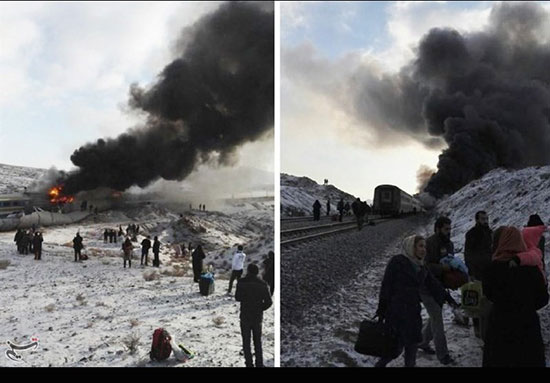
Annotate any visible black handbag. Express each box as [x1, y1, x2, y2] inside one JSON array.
[[354, 316, 400, 359]]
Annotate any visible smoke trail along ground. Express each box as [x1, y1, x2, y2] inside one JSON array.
[[64, 1, 274, 194], [351, 2, 550, 197]]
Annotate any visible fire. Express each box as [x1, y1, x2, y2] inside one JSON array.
[[48, 185, 74, 204]]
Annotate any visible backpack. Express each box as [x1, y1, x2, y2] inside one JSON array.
[[150, 328, 172, 361]]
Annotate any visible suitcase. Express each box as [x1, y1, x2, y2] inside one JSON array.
[[354, 319, 400, 358], [199, 274, 215, 296]]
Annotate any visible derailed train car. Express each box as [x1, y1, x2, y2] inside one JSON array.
[[373, 184, 423, 216]]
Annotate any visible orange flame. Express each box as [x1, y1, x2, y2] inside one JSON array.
[[48, 185, 74, 204]]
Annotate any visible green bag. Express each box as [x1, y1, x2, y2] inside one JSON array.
[[461, 280, 482, 317]]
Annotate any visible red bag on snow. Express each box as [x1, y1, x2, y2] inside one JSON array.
[[150, 328, 172, 361]]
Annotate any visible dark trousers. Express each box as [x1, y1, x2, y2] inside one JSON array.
[[34, 249, 42, 260], [228, 270, 243, 293], [193, 264, 202, 282], [240, 321, 263, 368], [375, 343, 418, 368], [153, 252, 159, 267], [124, 258, 131, 268], [141, 249, 149, 265], [338, 211, 343, 222], [74, 249, 81, 261]]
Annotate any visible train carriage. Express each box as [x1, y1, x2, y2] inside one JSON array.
[[373, 185, 422, 216]]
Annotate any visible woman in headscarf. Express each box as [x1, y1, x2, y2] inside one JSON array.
[[375, 235, 457, 367], [482, 226, 549, 367], [192, 245, 206, 283]]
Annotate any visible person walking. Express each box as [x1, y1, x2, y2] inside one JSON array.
[[312, 200, 321, 221], [375, 235, 458, 367], [418, 216, 457, 365], [72, 233, 83, 262], [192, 245, 206, 282], [228, 245, 246, 294], [337, 198, 344, 222], [235, 264, 273, 368], [482, 226, 549, 367]]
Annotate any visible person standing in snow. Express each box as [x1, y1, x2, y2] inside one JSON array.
[[464, 211, 493, 339], [123, 237, 133, 268], [140, 236, 152, 266], [418, 216, 457, 365], [312, 200, 321, 221], [72, 233, 83, 262], [228, 245, 246, 294], [103, 229, 109, 243], [351, 198, 364, 230], [482, 226, 549, 367], [337, 198, 345, 222], [375, 235, 458, 368], [14, 229, 23, 254], [152, 236, 161, 267], [235, 263, 272, 368], [33, 232, 43, 260], [262, 251, 275, 296], [192, 245, 206, 282], [326, 199, 331, 216]]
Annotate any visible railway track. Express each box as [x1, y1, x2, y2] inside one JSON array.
[[281, 217, 392, 247]]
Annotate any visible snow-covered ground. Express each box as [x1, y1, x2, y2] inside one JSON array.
[[0, 165, 274, 367], [281, 173, 358, 217], [281, 165, 550, 367]]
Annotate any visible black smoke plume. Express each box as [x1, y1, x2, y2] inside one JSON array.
[[63, 2, 273, 194], [352, 2, 550, 198]]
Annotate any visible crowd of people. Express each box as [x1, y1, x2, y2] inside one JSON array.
[[312, 197, 371, 229], [11, 221, 275, 368], [375, 212, 549, 367]]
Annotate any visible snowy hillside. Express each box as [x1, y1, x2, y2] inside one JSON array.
[[0, 163, 46, 194], [422, 166, 550, 260], [281, 173, 357, 217], [0, 164, 274, 367]]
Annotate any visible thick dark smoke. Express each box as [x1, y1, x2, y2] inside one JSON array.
[[352, 2, 550, 198], [64, 2, 273, 194]]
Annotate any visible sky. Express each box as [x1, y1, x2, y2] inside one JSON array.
[[0, 1, 274, 177], [280, 1, 549, 200]]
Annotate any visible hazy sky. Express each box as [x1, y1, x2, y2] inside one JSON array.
[[281, 1, 549, 200], [0, 1, 274, 174]]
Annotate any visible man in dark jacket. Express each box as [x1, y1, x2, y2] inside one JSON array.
[[33, 232, 43, 260], [418, 216, 456, 365], [464, 211, 493, 339], [235, 264, 272, 368], [312, 200, 321, 221], [73, 233, 83, 262], [337, 198, 344, 222], [14, 229, 23, 254], [152, 236, 161, 267], [141, 236, 152, 266]]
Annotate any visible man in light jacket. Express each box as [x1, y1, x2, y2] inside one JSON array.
[[228, 245, 246, 294]]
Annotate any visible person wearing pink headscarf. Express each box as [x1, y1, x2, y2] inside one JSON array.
[[482, 226, 549, 367], [516, 225, 547, 283]]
